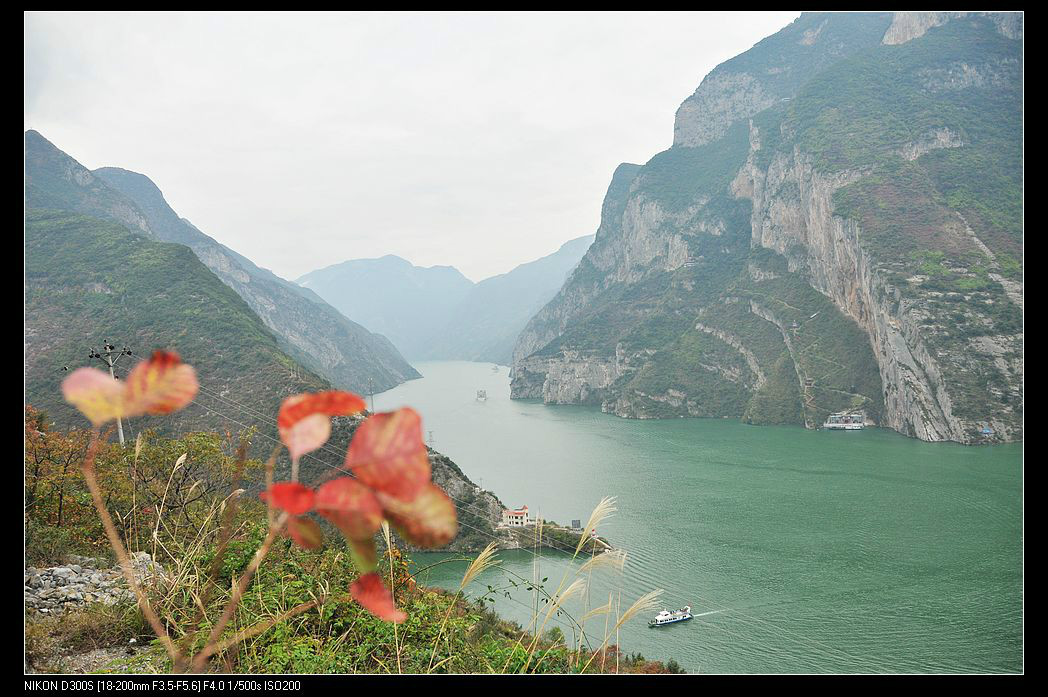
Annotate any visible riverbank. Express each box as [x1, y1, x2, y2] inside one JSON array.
[[495, 523, 611, 554], [25, 547, 677, 674]]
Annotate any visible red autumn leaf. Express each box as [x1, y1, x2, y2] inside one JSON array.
[[280, 413, 330, 463], [61, 350, 198, 426], [344, 408, 430, 501], [61, 367, 126, 426], [376, 483, 458, 549], [278, 391, 367, 460], [123, 350, 198, 417], [287, 516, 324, 550], [350, 572, 406, 623], [260, 482, 315, 515], [314, 476, 383, 541], [279, 390, 367, 427]]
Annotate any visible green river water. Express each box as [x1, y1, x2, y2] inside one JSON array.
[[373, 361, 1023, 673]]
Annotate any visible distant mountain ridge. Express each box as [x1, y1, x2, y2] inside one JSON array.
[[297, 235, 594, 364], [25, 130, 419, 394], [298, 255, 475, 360], [423, 235, 596, 364]]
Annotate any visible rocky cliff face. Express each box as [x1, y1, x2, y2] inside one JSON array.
[[24, 130, 152, 237], [512, 12, 1022, 444], [735, 137, 963, 440], [736, 130, 1021, 442], [426, 450, 508, 552], [674, 72, 776, 148], [882, 11, 1023, 45], [672, 13, 894, 148], [511, 163, 643, 366]]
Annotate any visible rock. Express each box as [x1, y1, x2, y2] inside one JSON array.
[[24, 554, 167, 615]]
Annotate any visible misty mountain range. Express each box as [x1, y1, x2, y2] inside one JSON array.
[[297, 236, 593, 364]]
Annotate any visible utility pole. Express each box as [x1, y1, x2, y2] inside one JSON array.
[[368, 377, 375, 413], [88, 341, 133, 445]]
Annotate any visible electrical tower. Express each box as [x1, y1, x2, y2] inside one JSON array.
[[88, 341, 133, 445]]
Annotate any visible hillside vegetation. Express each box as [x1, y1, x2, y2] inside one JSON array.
[[25, 410, 679, 674]]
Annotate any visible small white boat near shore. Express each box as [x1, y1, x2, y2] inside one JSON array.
[[648, 606, 693, 627], [822, 411, 866, 430]]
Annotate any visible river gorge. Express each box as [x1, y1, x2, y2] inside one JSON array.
[[376, 361, 1021, 673]]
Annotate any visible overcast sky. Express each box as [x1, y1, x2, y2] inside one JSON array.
[[25, 11, 799, 282]]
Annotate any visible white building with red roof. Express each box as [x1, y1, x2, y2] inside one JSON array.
[[501, 505, 531, 527]]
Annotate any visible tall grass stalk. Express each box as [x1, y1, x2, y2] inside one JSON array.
[[79, 428, 182, 667], [184, 439, 251, 646], [581, 589, 664, 674], [599, 592, 612, 673], [427, 542, 500, 672], [382, 522, 402, 674], [190, 511, 288, 671], [518, 497, 616, 673], [528, 578, 587, 673], [152, 452, 187, 561]]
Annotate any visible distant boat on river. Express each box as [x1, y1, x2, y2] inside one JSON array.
[[649, 606, 693, 627], [823, 411, 866, 430]]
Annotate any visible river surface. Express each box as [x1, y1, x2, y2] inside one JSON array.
[[373, 361, 1023, 673]]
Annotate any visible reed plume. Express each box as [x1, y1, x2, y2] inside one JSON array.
[[575, 496, 616, 555], [459, 542, 500, 591], [577, 549, 627, 576]]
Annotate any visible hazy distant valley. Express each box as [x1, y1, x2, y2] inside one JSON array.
[[296, 236, 594, 364]]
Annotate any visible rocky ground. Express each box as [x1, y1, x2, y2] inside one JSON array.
[[25, 553, 168, 674], [25, 552, 167, 616]]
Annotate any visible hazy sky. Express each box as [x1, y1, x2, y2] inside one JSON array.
[[25, 11, 799, 282]]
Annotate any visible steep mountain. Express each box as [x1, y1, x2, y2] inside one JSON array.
[[25, 208, 330, 436], [296, 236, 593, 364], [25, 131, 419, 394], [420, 235, 595, 364], [512, 12, 1022, 444], [298, 256, 474, 360]]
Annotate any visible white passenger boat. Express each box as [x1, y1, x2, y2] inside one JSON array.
[[823, 411, 865, 430], [648, 606, 693, 627]]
